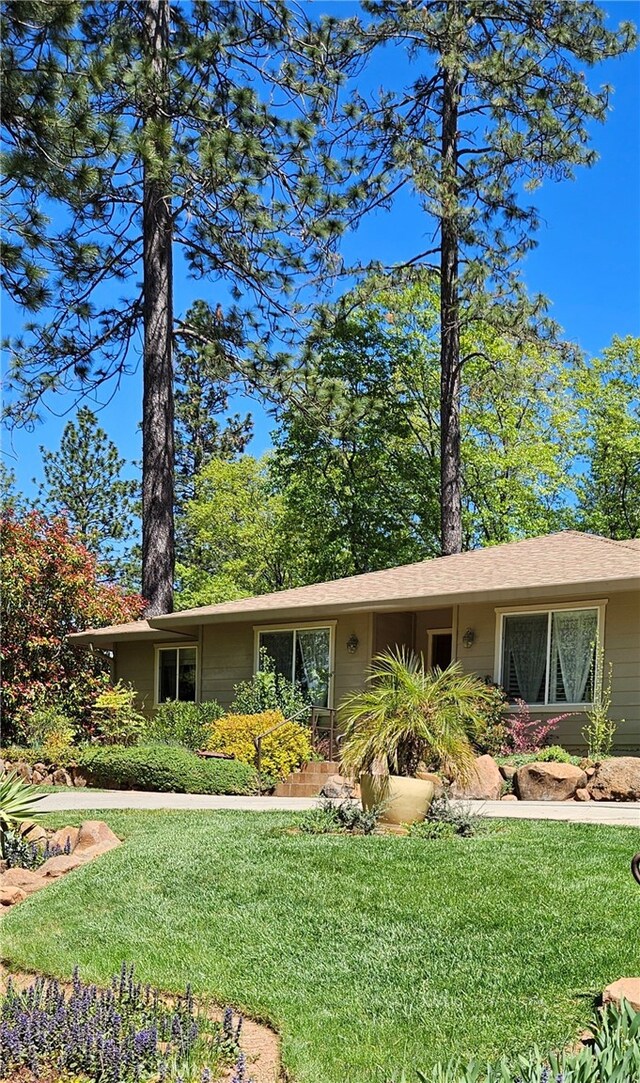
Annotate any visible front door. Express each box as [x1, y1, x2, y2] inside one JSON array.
[[429, 632, 453, 670]]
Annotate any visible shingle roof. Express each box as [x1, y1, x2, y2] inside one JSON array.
[[153, 531, 639, 625], [68, 531, 639, 644]]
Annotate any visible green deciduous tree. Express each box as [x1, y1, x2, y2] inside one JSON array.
[[574, 336, 640, 539], [35, 407, 138, 579], [175, 456, 301, 609], [350, 1, 636, 553], [174, 300, 252, 568], [1, 1, 361, 614], [274, 278, 575, 578]]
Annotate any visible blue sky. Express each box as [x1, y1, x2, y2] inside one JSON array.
[[3, 1, 639, 497]]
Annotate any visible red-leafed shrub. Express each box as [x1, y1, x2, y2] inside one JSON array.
[[1, 510, 144, 740]]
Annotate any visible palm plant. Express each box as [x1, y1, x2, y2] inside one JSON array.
[[340, 649, 496, 781], [0, 771, 45, 857]]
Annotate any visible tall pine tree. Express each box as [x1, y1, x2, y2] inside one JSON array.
[[351, 1, 635, 553], [36, 407, 138, 579], [1, 1, 361, 613]]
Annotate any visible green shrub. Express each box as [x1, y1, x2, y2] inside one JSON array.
[[582, 649, 623, 760], [422, 794, 484, 838], [497, 749, 582, 768], [407, 818, 456, 841], [204, 710, 312, 780], [231, 648, 311, 720], [148, 699, 225, 750], [20, 705, 76, 761], [78, 745, 259, 795], [92, 682, 147, 746], [468, 683, 508, 757], [299, 798, 381, 836], [0, 745, 80, 768], [19, 705, 76, 746], [535, 744, 573, 763]]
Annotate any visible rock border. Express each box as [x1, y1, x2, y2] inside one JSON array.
[[0, 819, 120, 907]]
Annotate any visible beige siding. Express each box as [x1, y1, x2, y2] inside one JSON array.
[[114, 642, 156, 716], [603, 590, 640, 752], [334, 612, 372, 705], [456, 591, 640, 753], [200, 622, 254, 707], [112, 590, 638, 753], [200, 612, 372, 711], [455, 602, 496, 680], [373, 611, 415, 656], [414, 607, 454, 657]]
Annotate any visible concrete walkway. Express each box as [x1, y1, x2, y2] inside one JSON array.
[[38, 789, 640, 826]]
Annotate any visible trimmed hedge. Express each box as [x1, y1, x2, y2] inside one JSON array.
[[78, 745, 259, 795]]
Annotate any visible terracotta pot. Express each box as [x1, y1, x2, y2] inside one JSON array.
[[360, 774, 435, 825]]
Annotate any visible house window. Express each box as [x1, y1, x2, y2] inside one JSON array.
[[157, 646, 197, 703], [257, 626, 332, 707], [499, 607, 598, 706]]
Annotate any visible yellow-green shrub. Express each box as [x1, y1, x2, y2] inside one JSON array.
[[42, 723, 75, 761], [204, 710, 312, 780]]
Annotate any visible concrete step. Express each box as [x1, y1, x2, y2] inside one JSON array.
[[274, 781, 323, 798], [310, 761, 342, 775], [273, 760, 343, 798]]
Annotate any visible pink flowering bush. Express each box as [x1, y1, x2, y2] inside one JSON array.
[[499, 699, 573, 755]]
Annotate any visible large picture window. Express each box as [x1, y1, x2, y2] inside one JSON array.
[[257, 626, 332, 707], [157, 646, 197, 703], [499, 607, 599, 706]]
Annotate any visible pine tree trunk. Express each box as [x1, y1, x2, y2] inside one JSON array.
[[142, 0, 174, 615], [439, 56, 462, 556]]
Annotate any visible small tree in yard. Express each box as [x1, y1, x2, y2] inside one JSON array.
[[0, 510, 144, 740]]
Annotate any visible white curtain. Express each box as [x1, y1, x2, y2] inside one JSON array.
[[551, 610, 597, 703], [296, 629, 330, 707], [504, 615, 548, 703]]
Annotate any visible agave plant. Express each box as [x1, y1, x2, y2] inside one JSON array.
[[0, 770, 45, 857], [340, 649, 497, 781]]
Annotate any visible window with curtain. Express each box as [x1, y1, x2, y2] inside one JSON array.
[[258, 627, 331, 707], [500, 608, 598, 705], [157, 646, 197, 703]]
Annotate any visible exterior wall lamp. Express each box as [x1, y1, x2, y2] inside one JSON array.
[[462, 627, 476, 649], [346, 633, 359, 654]]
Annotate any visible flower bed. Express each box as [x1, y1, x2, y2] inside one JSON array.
[[0, 964, 251, 1083]]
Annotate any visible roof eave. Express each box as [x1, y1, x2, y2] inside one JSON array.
[[148, 574, 640, 630]]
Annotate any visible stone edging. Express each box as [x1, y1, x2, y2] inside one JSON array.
[[0, 819, 121, 906]]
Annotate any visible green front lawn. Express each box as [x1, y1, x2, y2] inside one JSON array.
[[2, 811, 639, 1083]]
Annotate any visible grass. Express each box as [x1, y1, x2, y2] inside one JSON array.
[[2, 810, 639, 1083]]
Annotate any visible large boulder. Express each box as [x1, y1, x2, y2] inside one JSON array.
[[53, 768, 73, 787], [73, 820, 121, 857], [451, 755, 502, 801], [2, 867, 46, 891], [14, 761, 33, 782], [603, 977, 640, 1012], [588, 757, 640, 802], [38, 853, 86, 879], [18, 819, 48, 847], [0, 886, 27, 906], [514, 762, 586, 801], [319, 774, 356, 800], [415, 770, 445, 798]]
